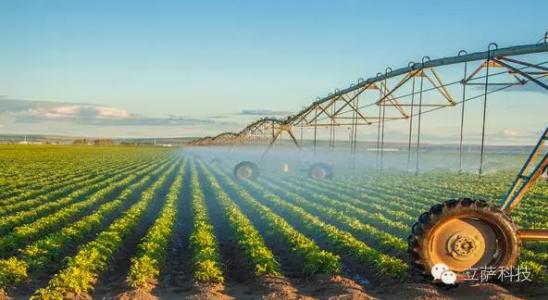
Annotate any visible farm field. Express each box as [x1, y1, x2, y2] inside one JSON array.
[[0, 145, 546, 300]]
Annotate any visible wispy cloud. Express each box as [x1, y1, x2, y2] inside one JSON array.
[[0, 97, 235, 127], [471, 77, 548, 94], [207, 115, 230, 119], [237, 109, 291, 116], [0, 98, 240, 137], [501, 77, 548, 93]]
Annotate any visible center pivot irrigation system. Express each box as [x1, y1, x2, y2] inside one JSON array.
[[191, 33, 548, 282]]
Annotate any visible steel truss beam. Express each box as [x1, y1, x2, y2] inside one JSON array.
[[191, 38, 548, 148]]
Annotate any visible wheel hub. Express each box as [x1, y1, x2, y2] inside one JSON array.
[[311, 167, 326, 179], [448, 233, 478, 258], [430, 218, 496, 271], [237, 166, 252, 179]]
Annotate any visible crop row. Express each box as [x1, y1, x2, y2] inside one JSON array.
[[0, 152, 163, 203], [259, 177, 407, 258], [0, 149, 164, 199], [0, 157, 172, 248], [0, 158, 175, 294], [278, 170, 548, 280], [294, 173, 425, 221], [0, 161, 120, 203], [127, 159, 188, 290], [197, 161, 281, 277], [188, 161, 224, 283], [29, 159, 180, 299], [267, 175, 410, 236], [341, 171, 547, 224], [307, 175, 418, 222], [231, 171, 408, 279], [0, 157, 164, 216], [0, 154, 105, 191], [0, 158, 173, 260], [207, 164, 341, 275], [308, 172, 543, 240]]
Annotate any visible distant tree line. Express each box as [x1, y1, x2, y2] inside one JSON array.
[[72, 139, 114, 145]]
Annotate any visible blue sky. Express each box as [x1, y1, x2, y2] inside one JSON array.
[[0, 0, 546, 142]]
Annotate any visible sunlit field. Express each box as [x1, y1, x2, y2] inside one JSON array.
[[0, 145, 546, 299]]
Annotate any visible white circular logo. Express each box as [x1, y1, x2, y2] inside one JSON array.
[[431, 263, 449, 280], [441, 270, 457, 285]]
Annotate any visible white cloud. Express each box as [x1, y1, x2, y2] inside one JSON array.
[[502, 129, 520, 137], [0, 98, 241, 137], [32, 105, 131, 121], [238, 109, 291, 116]]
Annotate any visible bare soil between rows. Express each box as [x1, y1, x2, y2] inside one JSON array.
[[86, 277, 547, 300], [3, 275, 546, 300]]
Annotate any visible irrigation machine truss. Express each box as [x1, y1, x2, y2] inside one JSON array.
[[192, 33, 548, 281]]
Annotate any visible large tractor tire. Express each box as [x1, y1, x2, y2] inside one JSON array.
[[408, 198, 520, 279], [233, 161, 259, 180], [308, 163, 333, 180]]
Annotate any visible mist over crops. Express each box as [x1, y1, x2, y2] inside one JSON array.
[[187, 143, 531, 176]]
